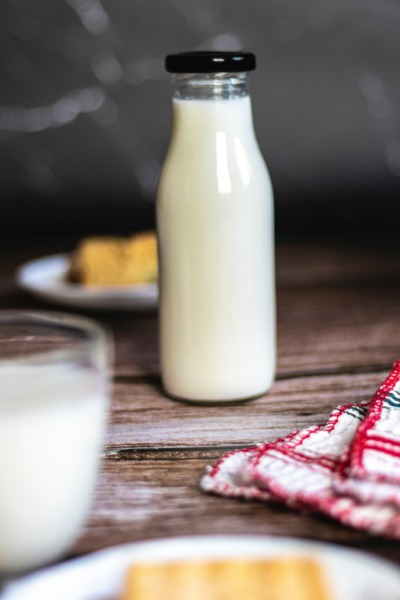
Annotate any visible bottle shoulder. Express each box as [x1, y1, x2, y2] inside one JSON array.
[[159, 131, 271, 181], [157, 148, 273, 208], [157, 96, 273, 205]]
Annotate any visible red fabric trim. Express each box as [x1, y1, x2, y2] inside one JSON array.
[[350, 361, 400, 477]]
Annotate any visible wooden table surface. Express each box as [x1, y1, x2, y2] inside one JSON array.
[[2, 234, 400, 569]]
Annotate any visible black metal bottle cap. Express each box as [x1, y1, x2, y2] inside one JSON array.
[[165, 51, 256, 73]]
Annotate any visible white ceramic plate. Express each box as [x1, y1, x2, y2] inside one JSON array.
[[16, 254, 158, 311], [2, 535, 400, 600]]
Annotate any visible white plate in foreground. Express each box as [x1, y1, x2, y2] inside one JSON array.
[[2, 535, 400, 600], [16, 254, 158, 311]]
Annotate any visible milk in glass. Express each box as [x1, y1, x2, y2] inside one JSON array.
[[0, 363, 108, 572]]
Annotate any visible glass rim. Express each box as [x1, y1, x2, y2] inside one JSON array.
[[0, 310, 111, 366]]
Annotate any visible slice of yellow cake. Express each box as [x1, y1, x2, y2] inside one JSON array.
[[69, 231, 157, 286], [122, 556, 331, 600], [124, 232, 158, 285]]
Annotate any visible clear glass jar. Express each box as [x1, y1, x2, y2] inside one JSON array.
[[157, 51, 276, 403]]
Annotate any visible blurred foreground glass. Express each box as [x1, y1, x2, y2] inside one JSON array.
[[0, 312, 112, 574]]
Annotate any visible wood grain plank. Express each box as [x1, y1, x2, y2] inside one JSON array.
[[72, 451, 400, 565], [276, 241, 400, 288], [105, 371, 388, 449], [277, 287, 400, 377]]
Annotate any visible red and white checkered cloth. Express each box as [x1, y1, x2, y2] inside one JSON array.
[[201, 360, 400, 537]]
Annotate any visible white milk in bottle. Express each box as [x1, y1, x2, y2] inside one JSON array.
[[157, 51, 275, 403]]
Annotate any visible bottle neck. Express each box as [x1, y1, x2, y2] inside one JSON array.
[[171, 72, 250, 101]]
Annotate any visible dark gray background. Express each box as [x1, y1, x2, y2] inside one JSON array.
[[1, 0, 400, 237]]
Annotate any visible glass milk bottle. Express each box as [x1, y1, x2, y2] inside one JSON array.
[[157, 51, 275, 403]]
